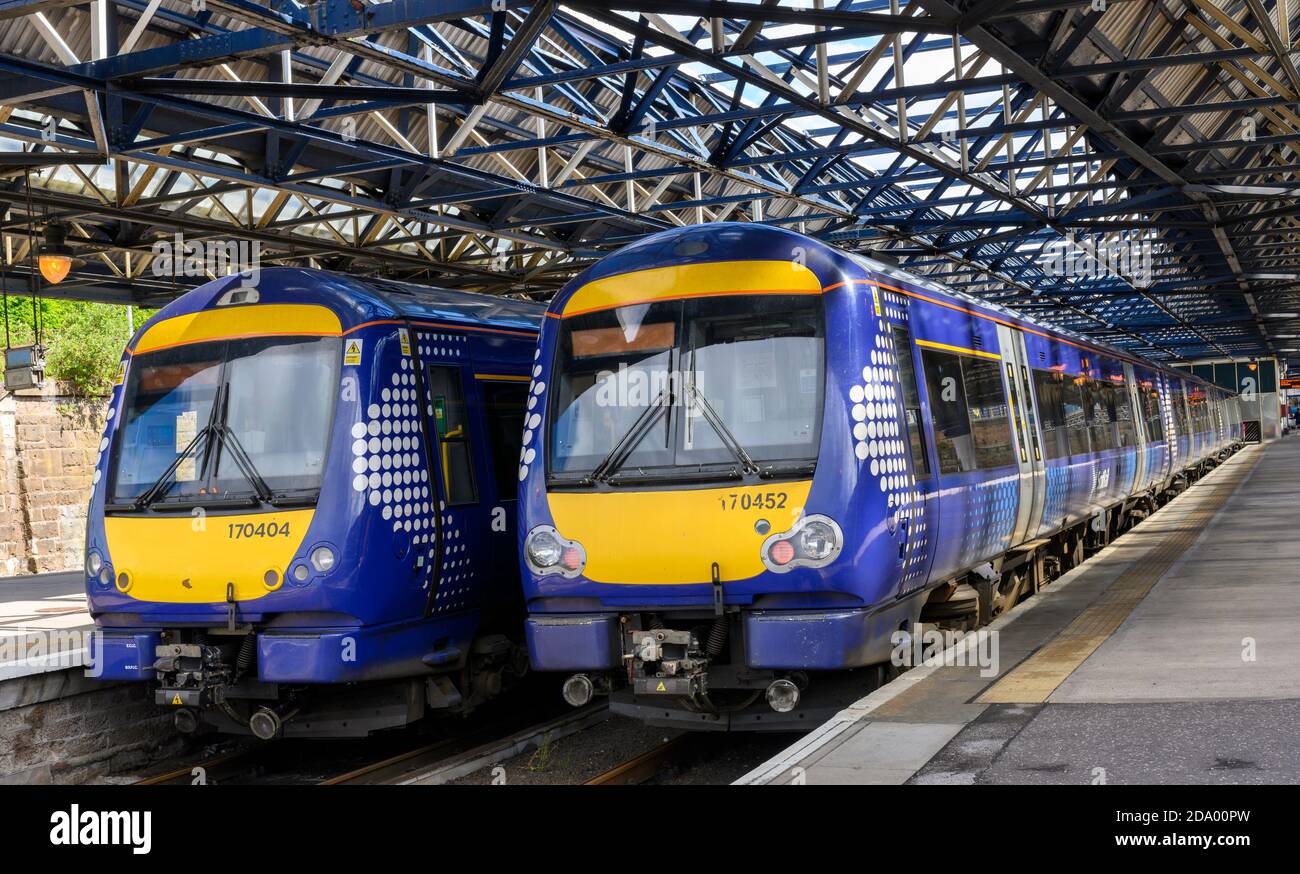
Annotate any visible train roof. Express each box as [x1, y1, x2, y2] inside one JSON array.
[[360, 276, 545, 333], [554, 224, 1228, 395], [836, 247, 1229, 394], [136, 268, 545, 340]]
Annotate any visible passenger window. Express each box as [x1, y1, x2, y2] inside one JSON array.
[[1062, 377, 1091, 455], [1032, 369, 1068, 460], [1138, 376, 1164, 441], [920, 349, 1016, 472], [481, 381, 529, 500], [1084, 380, 1117, 451], [959, 356, 1017, 469], [1114, 382, 1138, 448], [891, 327, 930, 478], [921, 349, 973, 474], [426, 366, 478, 505], [1169, 379, 1191, 435]]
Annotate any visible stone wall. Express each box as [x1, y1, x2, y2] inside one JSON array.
[[0, 385, 105, 576], [0, 668, 182, 784]]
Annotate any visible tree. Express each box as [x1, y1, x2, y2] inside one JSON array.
[[3, 296, 142, 397], [44, 302, 138, 396]]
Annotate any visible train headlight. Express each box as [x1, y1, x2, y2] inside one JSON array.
[[798, 521, 837, 561], [762, 514, 843, 573], [526, 529, 562, 568], [86, 550, 102, 578], [526, 526, 585, 578], [309, 546, 337, 573]]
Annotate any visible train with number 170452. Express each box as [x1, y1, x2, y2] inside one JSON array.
[[516, 223, 1242, 730], [85, 267, 545, 739]]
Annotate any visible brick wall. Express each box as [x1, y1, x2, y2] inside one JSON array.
[[0, 385, 105, 576]]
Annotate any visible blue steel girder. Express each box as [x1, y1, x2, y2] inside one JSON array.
[[0, 0, 1292, 362]]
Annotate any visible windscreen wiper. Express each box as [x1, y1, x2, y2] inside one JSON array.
[[213, 423, 274, 503], [586, 384, 672, 484], [685, 381, 760, 476], [206, 380, 274, 503], [131, 426, 214, 511], [131, 382, 226, 510]]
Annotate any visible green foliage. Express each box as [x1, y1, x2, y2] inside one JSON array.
[[2, 295, 149, 397], [0, 295, 52, 348]]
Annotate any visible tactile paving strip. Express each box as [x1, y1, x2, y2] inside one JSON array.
[[978, 450, 1262, 704]]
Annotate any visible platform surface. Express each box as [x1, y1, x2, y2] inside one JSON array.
[[739, 439, 1300, 785], [0, 571, 91, 681]]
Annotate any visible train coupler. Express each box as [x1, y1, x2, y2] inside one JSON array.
[[627, 628, 709, 699], [152, 642, 236, 709]]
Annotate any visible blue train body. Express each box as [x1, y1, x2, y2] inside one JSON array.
[[517, 224, 1239, 728], [85, 268, 543, 738]]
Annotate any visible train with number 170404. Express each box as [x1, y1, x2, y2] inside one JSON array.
[[516, 223, 1242, 730], [85, 268, 545, 739]]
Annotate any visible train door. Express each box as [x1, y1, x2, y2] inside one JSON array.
[[1124, 363, 1148, 490], [890, 323, 938, 596], [995, 324, 1045, 547], [421, 362, 492, 619]]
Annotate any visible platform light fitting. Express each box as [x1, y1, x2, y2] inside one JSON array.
[[36, 223, 82, 285]]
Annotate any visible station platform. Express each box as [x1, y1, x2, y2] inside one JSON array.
[[739, 438, 1300, 785], [0, 571, 90, 682], [0, 570, 179, 784]]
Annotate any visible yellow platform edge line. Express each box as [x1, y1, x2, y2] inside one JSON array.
[[977, 450, 1260, 705]]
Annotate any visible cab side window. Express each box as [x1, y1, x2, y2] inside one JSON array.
[[426, 366, 478, 505], [891, 327, 931, 478]]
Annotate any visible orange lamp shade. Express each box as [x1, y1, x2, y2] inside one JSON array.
[[38, 253, 72, 285]]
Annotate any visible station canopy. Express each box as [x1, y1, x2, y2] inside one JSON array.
[[1, 0, 1299, 368]]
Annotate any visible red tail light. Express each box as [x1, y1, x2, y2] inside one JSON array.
[[769, 540, 795, 566]]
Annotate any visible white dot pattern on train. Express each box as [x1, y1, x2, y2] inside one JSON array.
[[92, 403, 115, 485], [348, 358, 434, 555], [518, 346, 544, 482]]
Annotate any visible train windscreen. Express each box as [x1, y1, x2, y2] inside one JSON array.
[[548, 294, 824, 483], [108, 335, 340, 508]]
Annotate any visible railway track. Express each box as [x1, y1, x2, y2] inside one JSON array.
[[583, 735, 694, 785], [335, 703, 610, 785], [133, 744, 266, 786], [130, 690, 602, 786]]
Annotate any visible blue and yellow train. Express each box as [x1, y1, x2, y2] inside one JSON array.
[[86, 268, 543, 738], [518, 223, 1241, 729]]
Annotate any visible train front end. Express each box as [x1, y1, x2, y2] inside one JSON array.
[[519, 225, 917, 729], [85, 269, 525, 739]]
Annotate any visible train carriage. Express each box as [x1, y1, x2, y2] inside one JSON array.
[[518, 223, 1239, 729], [86, 268, 544, 738]]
